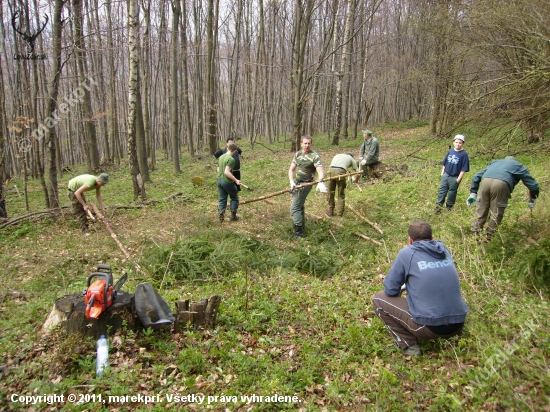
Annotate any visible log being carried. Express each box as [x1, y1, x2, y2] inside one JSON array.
[[239, 170, 362, 205]]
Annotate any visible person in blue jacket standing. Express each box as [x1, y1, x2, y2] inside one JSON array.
[[372, 220, 468, 356], [468, 156, 539, 241], [434, 134, 469, 213]]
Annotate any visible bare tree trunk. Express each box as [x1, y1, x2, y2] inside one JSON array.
[[28, 18, 49, 206], [181, 0, 194, 155], [135, 73, 150, 182], [45, 0, 66, 209], [142, 0, 154, 170], [206, 0, 219, 154], [127, 0, 146, 200], [0, 50, 7, 190], [171, 0, 181, 173], [72, 0, 100, 170], [258, 0, 273, 143], [308, 0, 339, 136], [89, 0, 110, 163], [332, 0, 354, 146], [291, 0, 315, 151], [106, 0, 121, 164], [227, 0, 243, 140], [193, 0, 204, 150]]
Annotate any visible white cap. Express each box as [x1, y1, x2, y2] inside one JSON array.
[[454, 134, 465, 142]]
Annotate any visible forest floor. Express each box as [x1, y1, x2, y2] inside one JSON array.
[[1, 123, 550, 411]]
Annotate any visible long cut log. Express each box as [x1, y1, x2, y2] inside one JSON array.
[[174, 296, 221, 330], [90, 202, 148, 277], [347, 204, 384, 234], [306, 212, 382, 246], [0, 207, 70, 229], [239, 171, 362, 205], [353, 232, 383, 246]]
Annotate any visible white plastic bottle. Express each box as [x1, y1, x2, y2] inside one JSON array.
[[96, 335, 109, 377]]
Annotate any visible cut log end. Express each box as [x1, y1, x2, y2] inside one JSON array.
[[174, 295, 221, 331]]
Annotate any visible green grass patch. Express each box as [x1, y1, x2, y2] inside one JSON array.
[[0, 121, 548, 411]]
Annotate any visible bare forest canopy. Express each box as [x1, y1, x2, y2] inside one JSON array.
[[0, 0, 549, 200]]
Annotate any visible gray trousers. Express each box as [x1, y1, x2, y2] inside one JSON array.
[[290, 185, 312, 227], [471, 178, 510, 239], [372, 291, 462, 349], [436, 173, 460, 207]]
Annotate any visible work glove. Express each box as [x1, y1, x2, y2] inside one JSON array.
[[359, 156, 364, 161], [528, 200, 536, 209], [289, 180, 296, 192], [467, 193, 476, 206], [361, 159, 367, 166], [316, 182, 328, 193]]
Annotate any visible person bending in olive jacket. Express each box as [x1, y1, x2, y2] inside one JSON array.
[[468, 156, 539, 241]]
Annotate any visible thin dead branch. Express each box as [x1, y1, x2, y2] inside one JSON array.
[[90, 202, 148, 278], [347, 204, 384, 234], [240, 171, 362, 205]]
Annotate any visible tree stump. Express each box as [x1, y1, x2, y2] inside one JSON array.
[[367, 161, 384, 178], [174, 295, 221, 330], [41, 291, 138, 339]]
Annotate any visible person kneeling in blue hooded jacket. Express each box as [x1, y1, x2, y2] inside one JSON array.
[[372, 220, 468, 356]]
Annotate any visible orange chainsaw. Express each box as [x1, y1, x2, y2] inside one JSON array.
[[84, 264, 127, 319]]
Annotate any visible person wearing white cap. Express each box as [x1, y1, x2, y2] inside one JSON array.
[[434, 134, 469, 214], [358, 129, 380, 179]]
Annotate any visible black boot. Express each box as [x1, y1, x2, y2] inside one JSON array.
[[230, 210, 239, 221], [293, 225, 304, 238], [218, 210, 225, 222]]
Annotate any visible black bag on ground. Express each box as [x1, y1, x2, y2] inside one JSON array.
[[134, 282, 175, 330]]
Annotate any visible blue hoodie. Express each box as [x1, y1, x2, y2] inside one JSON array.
[[384, 240, 468, 326]]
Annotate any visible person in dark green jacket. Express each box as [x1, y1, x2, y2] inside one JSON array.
[[468, 156, 539, 240], [358, 129, 380, 178], [217, 143, 241, 222]]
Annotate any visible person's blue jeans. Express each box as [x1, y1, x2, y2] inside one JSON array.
[[290, 185, 312, 227], [436, 174, 460, 207], [217, 179, 239, 212]]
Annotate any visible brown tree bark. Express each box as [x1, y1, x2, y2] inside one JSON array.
[[45, 0, 66, 209], [127, 0, 146, 200], [181, 0, 195, 155], [170, 0, 181, 173], [72, 0, 100, 170], [206, 0, 220, 154], [290, 0, 315, 151]]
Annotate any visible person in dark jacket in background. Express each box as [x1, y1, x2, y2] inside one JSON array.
[[358, 129, 380, 179], [434, 134, 469, 213], [217, 143, 241, 222], [468, 156, 539, 241], [372, 220, 468, 356]]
